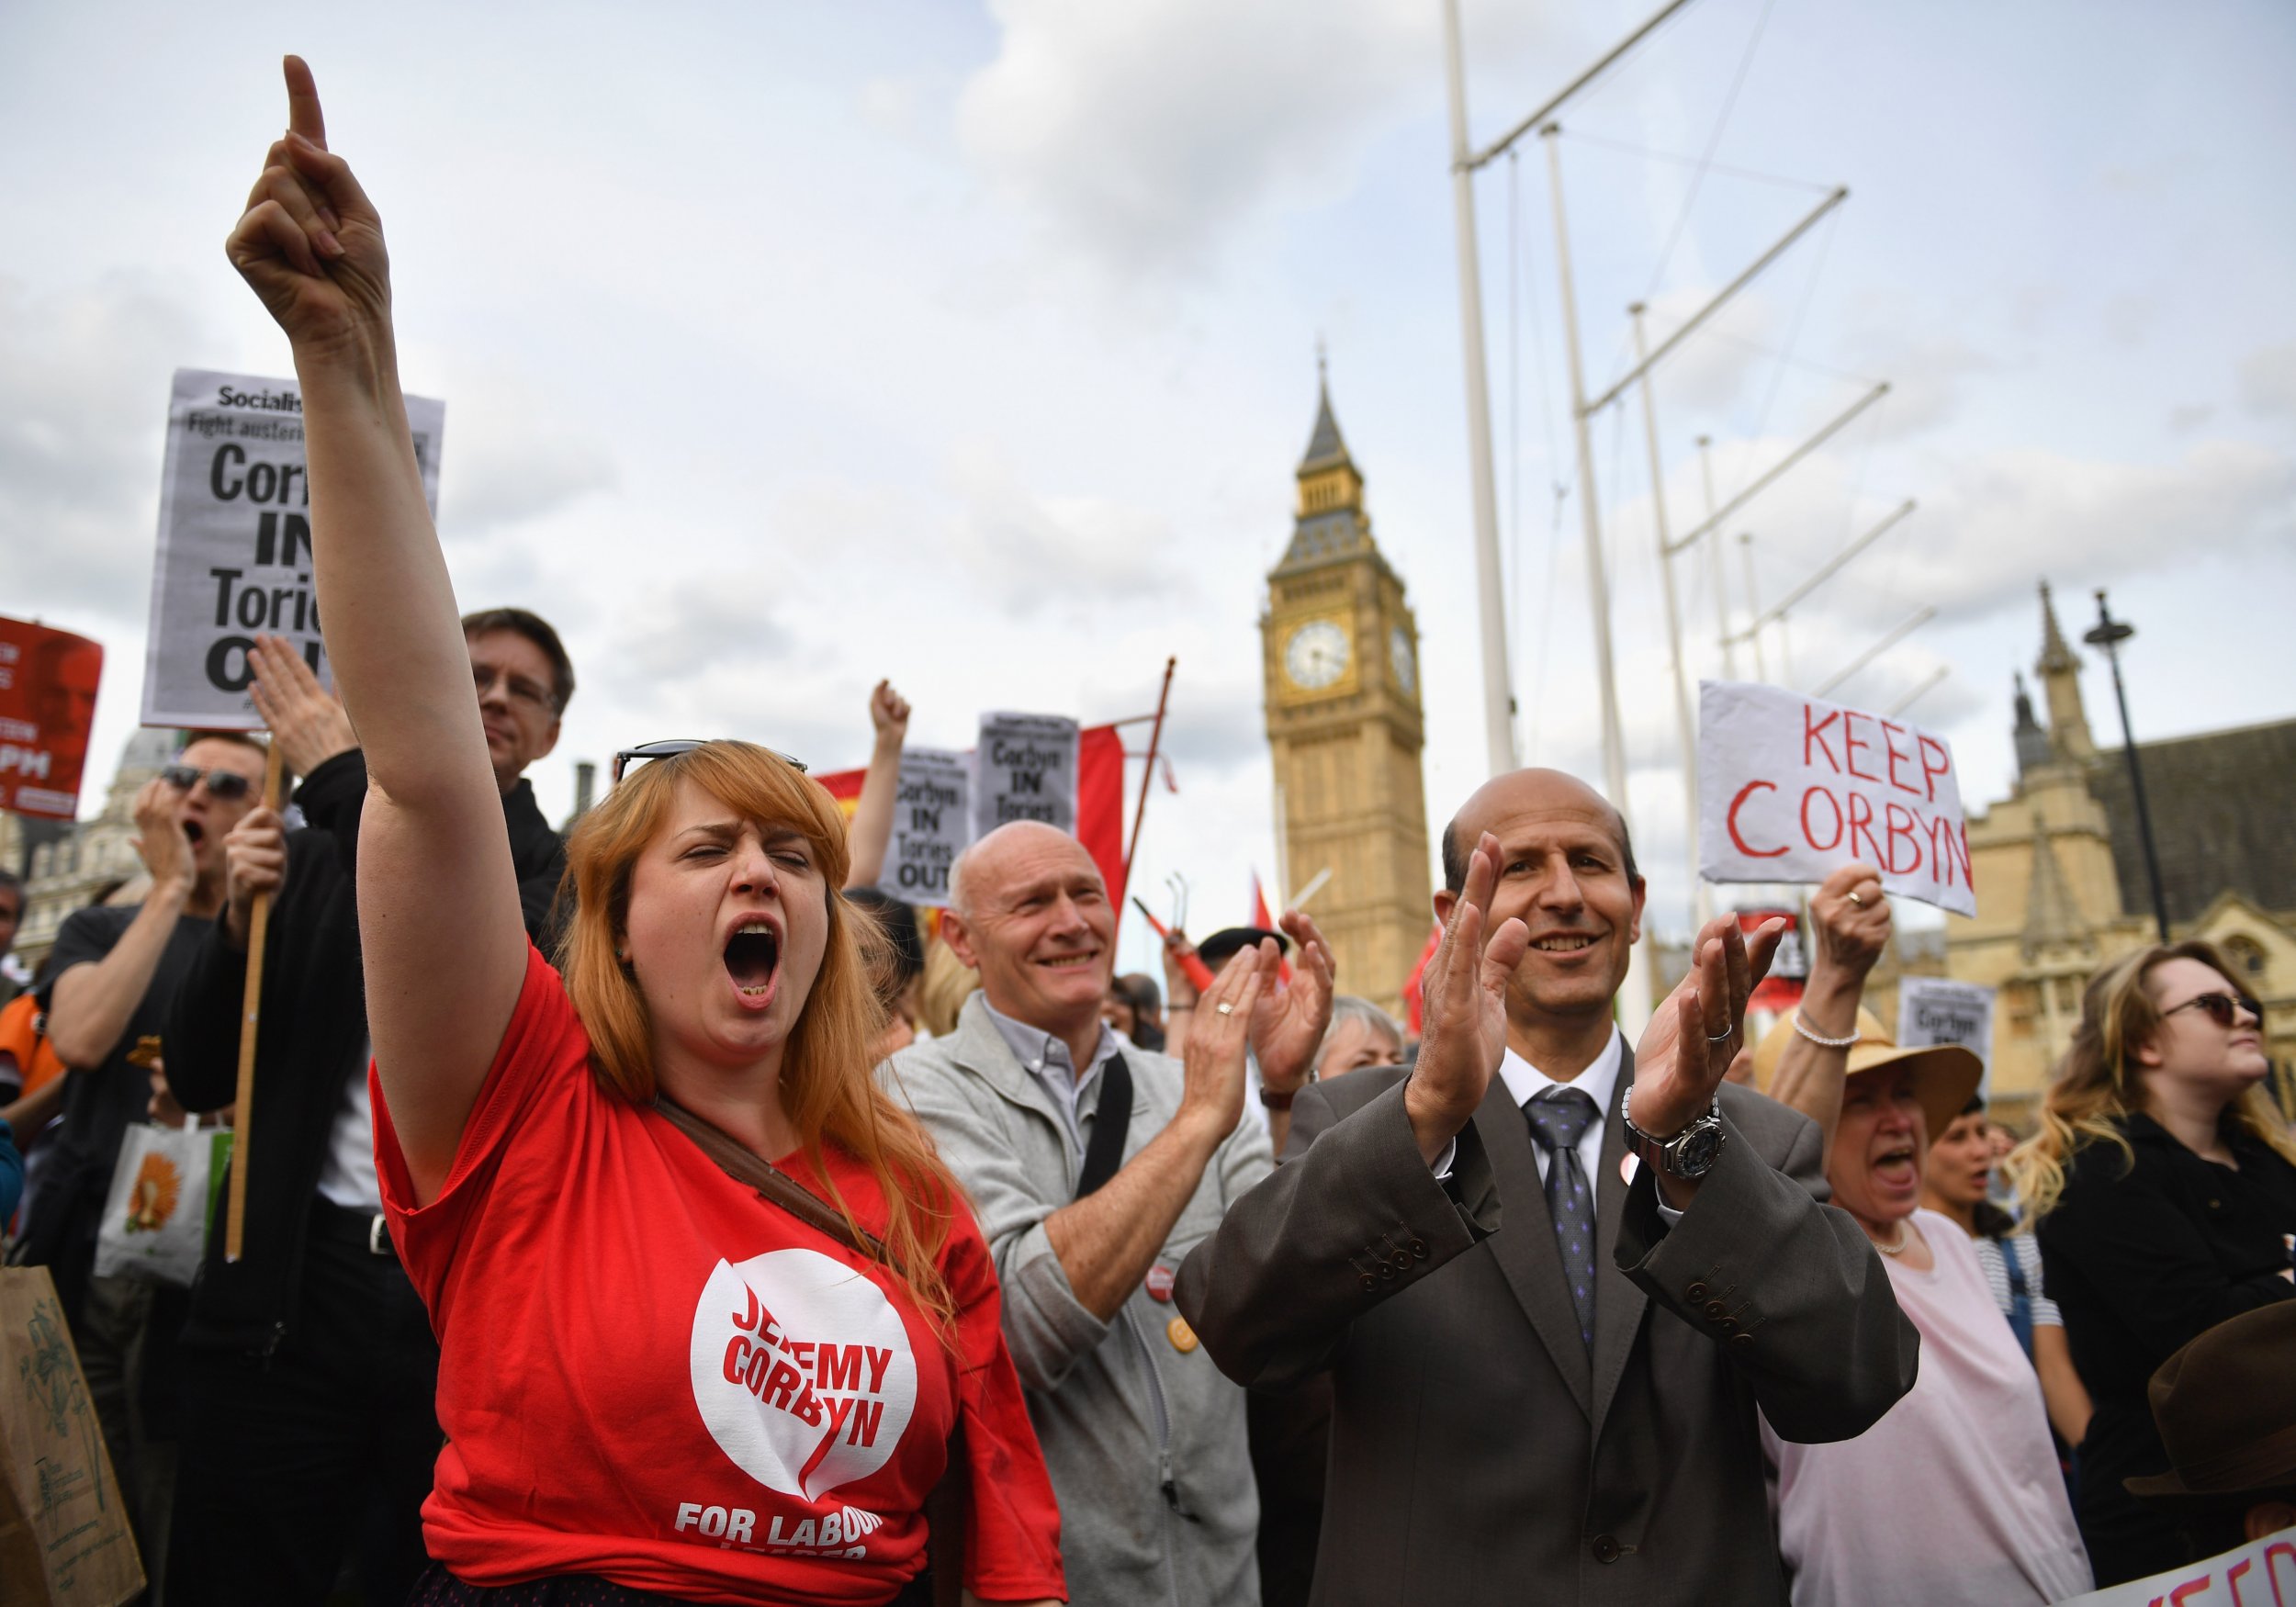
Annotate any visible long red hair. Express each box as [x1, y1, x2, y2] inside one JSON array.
[[557, 741, 959, 1331]]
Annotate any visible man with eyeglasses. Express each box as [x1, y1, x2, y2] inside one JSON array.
[[157, 611, 574, 1607], [20, 727, 268, 1581]]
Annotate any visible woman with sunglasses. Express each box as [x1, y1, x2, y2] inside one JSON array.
[[2009, 941, 2296, 1586], [225, 60, 1064, 1605]]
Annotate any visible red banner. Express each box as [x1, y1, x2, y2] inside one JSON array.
[[816, 724, 1130, 905], [0, 617, 104, 821]]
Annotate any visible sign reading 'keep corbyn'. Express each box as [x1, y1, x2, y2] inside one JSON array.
[[1697, 680, 1976, 917]]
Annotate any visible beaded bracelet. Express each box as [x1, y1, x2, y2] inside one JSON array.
[[1791, 1010, 1861, 1050]]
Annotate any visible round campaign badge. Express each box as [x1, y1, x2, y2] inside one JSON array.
[[1145, 1264, 1176, 1303], [1166, 1316, 1199, 1354]]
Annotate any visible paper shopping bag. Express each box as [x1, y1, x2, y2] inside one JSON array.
[[0, 1266, 145, 1606]]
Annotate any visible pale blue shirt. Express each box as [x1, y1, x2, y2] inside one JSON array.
[[978, 998, 1126, 1162]]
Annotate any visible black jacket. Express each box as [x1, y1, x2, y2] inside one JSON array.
[[2037, 1111, 2296, 1579], [166, 749, 567, 1354]]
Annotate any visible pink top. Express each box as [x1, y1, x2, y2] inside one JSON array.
[[1763, 1208, 2091, 1607]]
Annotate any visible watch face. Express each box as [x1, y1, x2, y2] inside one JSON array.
[[1672, 1125, 1722, 1177], [1283, 620, 1350, 691], [1389, 624, 1416, 694]]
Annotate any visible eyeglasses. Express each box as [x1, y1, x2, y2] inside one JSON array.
[[610, 739, 809, 784], [2164, 991, 2263, 1029], [160, 764, 253, 801]]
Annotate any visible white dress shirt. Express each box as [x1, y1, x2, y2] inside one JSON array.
[[1499, 1028, 1623, 1187]]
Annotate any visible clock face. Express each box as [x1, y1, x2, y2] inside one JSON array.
[[1390, 625, 1416, 695], [1283, 620, 1351, 691]]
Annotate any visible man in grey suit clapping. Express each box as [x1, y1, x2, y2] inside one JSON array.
[[1177, 769, 1919, 1605]]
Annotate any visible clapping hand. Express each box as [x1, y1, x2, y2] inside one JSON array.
[[1249, 910, 1335, 1096], [1175, 943, 1272, 1149], [226, 57, 390, 360], [248, 635, 355, 777], [1402, 832, 1531, 1163], [1630, 914, 1788, 1146]]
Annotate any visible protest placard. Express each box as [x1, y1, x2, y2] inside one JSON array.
[[0, 618, 103, 821], [140, 369, 445, 729], [2059, 1523, 2296, 1605], [973, 713, 1079, 841], [885, 747, 970, 908], [1897, 975, 1998, 1101], [1697, 679, 1976, 917]]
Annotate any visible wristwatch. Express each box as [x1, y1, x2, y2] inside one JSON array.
[[1619, 1084, 1726, 1179], [1260, 1066, 1318, 1111]]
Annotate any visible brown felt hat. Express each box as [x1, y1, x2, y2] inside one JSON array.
[[1750, 1006, 1982, 1144], [2125, 1304, 2296, 1508]]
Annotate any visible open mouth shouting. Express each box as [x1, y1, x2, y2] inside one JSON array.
[[724, 918, 782, 1005], [182, 819, 207, 848], [1871, 1142, 1919, 1190]]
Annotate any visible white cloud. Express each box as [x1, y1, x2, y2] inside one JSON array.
[[2239, 340, 2296, 417], [956, 0, 1553, 276], [945, 439, 1192, 615], [0, 274, 205, 628]]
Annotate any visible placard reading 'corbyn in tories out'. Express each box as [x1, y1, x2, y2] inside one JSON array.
[[1697, 679, 1976, 917], [971, 713, 1079, 843], [141, 369, 445, 729], [886, 747, 971, 909]]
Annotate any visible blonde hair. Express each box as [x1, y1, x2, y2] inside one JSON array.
[[917, 936, 982, 1039], [558, 741, 960, 1332], [2008, 939, 2296, 1219]]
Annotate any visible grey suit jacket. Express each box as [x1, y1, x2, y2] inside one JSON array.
[[884, 996, 1274, 1607], [1175, 1054, 1918, 1606]]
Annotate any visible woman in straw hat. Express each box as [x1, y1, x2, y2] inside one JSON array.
[[1753, 864, 2090, 1606], [2008, 941, 2296, 1587]]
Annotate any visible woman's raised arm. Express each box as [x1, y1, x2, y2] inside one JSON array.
[[228, 56, 527, 1202]]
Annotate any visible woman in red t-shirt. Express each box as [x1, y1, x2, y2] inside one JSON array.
[[225, 58, 1065, 1607]]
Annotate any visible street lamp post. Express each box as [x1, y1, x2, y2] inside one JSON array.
[[2083, 590, 2171, 941]]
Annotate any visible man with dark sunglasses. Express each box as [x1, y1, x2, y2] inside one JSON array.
[[160, 614, 573, 1607], [19, 727, 267, 1583]]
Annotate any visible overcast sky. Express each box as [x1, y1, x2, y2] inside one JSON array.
[[7, 0, 2293, 974]]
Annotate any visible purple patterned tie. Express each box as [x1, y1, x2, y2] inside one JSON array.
[[1525, 1087, 1602, 1353]]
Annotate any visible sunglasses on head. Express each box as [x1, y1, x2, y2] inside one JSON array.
[[610, 739, 809, 784], [160, 764, 253, 801], [2164, 991, 2263, 1029]]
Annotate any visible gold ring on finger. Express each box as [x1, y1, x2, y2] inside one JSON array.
[[1846, 892, 1864, 907], [1215, 1003, 1235, 1016]]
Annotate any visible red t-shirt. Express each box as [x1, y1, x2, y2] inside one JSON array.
[[374, 944, 1065, 1605]]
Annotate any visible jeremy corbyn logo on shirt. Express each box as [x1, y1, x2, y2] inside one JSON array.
[[689, 1250, 920, 1503]]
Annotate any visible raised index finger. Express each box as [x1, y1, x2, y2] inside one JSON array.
[[284, 55, 327, 150]]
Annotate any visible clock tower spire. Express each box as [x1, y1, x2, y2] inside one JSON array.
[[1262, 365, 1434, 1018]]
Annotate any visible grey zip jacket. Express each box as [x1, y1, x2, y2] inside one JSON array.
[[885, 995, 1272, 1606]]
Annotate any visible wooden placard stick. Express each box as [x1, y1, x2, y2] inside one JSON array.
[[223, 736, 286, 1262]]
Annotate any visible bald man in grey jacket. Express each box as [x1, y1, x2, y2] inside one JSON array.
[[884, 822, 1333, 1607]]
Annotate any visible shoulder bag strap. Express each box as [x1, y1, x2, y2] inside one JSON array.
[[652, 1095, 887, 1264], [1073, 1051, 1134, 1200]]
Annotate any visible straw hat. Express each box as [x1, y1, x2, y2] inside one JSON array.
[[1750, 1006, 1983, 1142], [2125, 1304, 2296, 1508]]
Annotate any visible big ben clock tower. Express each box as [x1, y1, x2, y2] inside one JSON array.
[[1262, 366, 1434, 1018]]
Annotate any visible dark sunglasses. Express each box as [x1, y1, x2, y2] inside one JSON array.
[[610, 739, 809, 784], [2164, 991, 2263, 1029], [160, 764, 253, 801]]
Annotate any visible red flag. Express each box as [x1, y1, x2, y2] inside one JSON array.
[[1251, 871, 1294, 984], [1401, 921, 1443, 1037]]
